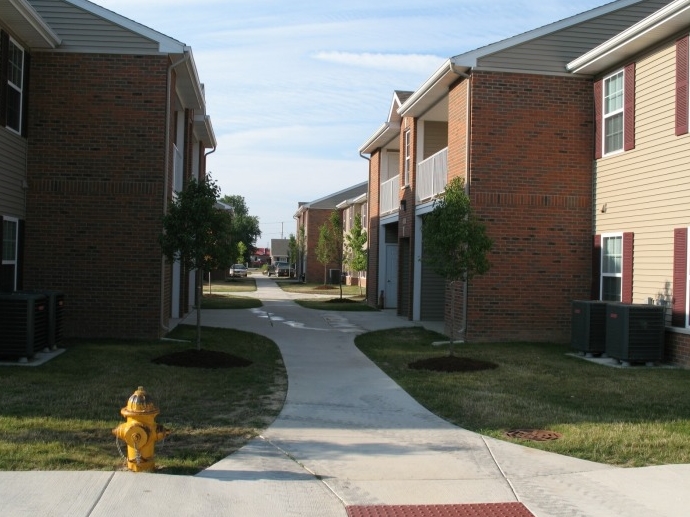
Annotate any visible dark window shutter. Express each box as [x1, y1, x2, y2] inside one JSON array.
[[592, 234, 601, 299], [673, 228, 688, 327], [624, 63, 635, 151], [0, 31, 8, 128], [594, 80, 603, 159], [622, 232, 634, 304], [21, 52, 29, 138], [677, 36, 689, 136], [16, 219, 24, 290]]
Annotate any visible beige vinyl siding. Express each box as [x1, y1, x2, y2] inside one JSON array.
[[0, 130, 27, 218], [478, 0, 671, 73], [29, 1, 161, 54], [594, 40, 690, 306], [422, 121, 448, 159]]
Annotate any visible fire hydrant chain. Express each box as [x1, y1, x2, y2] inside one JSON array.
[[112, 386, 169, 472]]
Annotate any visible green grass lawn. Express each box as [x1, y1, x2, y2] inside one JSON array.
[[0, 325, 285, 474], [355, 327, 690, 467], [276, 281, 365, 297]]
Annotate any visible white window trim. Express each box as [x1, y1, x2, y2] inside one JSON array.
[[403, 130, 411, 186], [600, 232, 623, 302], [603, 69, 624, 157], [6, 38, 24, 135]]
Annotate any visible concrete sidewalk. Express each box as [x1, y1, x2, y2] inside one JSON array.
[[2, 275, 690, 517]]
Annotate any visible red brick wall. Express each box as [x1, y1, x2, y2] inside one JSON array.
[[304, 208, 340, 284], [665, 331, 690, 368], [24, 52, 171, 339], [398, 117, 417, 318], [461, 71, 594, 343], [366, 151, 380, 306]]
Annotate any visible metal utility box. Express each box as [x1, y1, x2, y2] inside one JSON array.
[[20, 290, 65, 350], [605, 303, 665, 364], [0, 293, 48, 359], [571, 300, 608, 355]]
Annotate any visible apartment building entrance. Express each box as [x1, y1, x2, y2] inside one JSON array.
[[384, 244, 398, 309]]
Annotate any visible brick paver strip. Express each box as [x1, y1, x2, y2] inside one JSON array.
[[347, 503, 535, 517]]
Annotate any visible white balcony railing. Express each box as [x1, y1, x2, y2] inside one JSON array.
[[380, 176, 399, 215], [416, 147, 448, 203]]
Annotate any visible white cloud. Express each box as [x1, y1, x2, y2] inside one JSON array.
[[312, 51, 446, 74]]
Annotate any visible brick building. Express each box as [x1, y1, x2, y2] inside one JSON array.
[[294, 182, 367, 285], [360, 0, 671, 344], [0, 0, 215, 339]]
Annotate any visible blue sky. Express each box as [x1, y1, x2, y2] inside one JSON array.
[[91, 0, 608, 246]]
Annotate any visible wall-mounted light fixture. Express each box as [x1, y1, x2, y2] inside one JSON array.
[[400, 199, 407, 211]]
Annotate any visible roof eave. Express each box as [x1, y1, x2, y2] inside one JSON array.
[[1, 0, 60, 48], [359, 122, 400, 154], [194, 114, 216, 149], [398, 60, 469, 118]]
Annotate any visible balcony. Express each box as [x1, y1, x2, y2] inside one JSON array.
[[416, 148, 448, 203], [380, 176, 399, 215]]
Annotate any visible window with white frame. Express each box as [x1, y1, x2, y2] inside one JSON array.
[[601, 234, 622, 301], [2, 217, 18, 290], [6, 39, 24, 134], [603, 70, 624, 155], [403, 130, 411, 186]]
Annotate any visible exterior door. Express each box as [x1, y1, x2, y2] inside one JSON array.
[[385, 244, 398, 308]]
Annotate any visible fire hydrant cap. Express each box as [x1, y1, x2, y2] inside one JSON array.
[[124, 386, 159, 414]]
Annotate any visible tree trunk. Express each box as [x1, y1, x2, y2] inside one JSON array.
[[196, 270, 202, 351]]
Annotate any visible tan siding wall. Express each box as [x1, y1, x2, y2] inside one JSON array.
[[595, 41, 690, 306], [0, 131, 27, 218], [422, 121, 448, 159]]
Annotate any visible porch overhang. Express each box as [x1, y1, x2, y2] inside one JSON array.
[[0, 0, 60, 49]]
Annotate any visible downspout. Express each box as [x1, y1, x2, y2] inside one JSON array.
[[461, 70, 472, 341], [160, 50, 191, 334]]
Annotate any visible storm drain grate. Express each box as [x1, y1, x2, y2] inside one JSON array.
[[505, 429, 562, 441], [347, 503, 535, 517]]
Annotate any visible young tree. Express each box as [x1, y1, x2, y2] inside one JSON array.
[[287, 233, 298, 277], [344, 213, 368, 296], [160, 176, 233, 350], [315, 211, 343, 297], [220, 194, 261, 264], [422, 177, 492, 353], [236, 241, 247, 264]]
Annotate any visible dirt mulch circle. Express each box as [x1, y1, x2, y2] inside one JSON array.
[[152, 349, 252, 369], [408, 355, 498, 373], [505, 429, 562, 441]]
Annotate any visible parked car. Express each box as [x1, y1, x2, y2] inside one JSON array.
[[229, 264, 247, 278], [274, 261, 293, 277]]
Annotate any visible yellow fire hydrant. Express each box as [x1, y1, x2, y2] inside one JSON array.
[[112, 386, 169, 472]]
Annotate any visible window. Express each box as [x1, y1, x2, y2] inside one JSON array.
[[595, 64, 635, 158], [603, 71, 624, 155], [601, 234, 622, 301], [6, 39, 24, 134], [403, 130, 411, 186], [2, 217, 18, 291]]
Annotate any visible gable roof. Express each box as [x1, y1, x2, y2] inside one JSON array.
[[26, 0, 206, 111], [567, 0, 690, 74], [294, 182, 368, 217], [359, 91, 412, 154], [399, 0, 672, 118]]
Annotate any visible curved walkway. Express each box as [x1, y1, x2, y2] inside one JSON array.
[[2, 275, 690, 517]]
